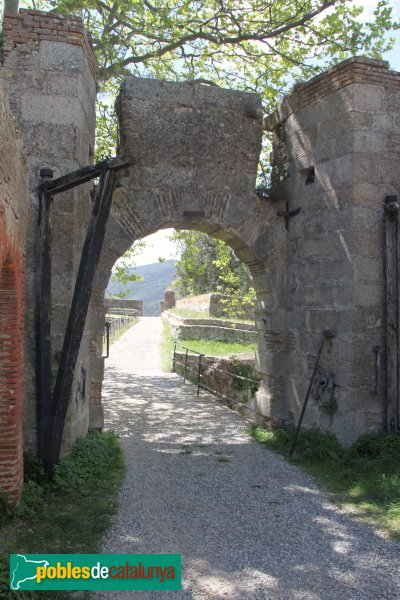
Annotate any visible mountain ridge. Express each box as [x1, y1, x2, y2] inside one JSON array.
[[105, 260, 177, 316]]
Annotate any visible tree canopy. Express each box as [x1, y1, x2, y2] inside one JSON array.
[[21, 0, 397, 110], [171, 230, 255, 317]]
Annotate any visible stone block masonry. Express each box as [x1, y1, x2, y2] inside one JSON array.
[[2, 8, 97, 456], [0, 80, 29, 503], [2, 9, 97, 82], [163, 311, 257, 344], [1, 3, 400, 478], [175, 292, 255, 319], [264, 56, 400, 444]]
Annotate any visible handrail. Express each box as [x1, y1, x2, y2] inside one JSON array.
[[102, 313, 138, 358], [173, 342, 260, 385], [172, 342, 264, 419]]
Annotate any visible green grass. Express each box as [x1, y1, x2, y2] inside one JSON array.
[[161, 317, 257, 371], [160, 320, 175, 372], [248, 425, 400, 539], [0, 430, 126, 598], [169, 307, 254, 325], [175, 339, 256, 357]]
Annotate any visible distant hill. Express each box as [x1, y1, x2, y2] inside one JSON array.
[[105, 261, 177, 316]]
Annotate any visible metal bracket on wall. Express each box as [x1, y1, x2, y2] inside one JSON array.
[[36, 156, 131, 469], [276, 201, 301, 231], [289, 328, 335, 456]]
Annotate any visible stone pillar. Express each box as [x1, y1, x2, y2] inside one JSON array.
[[2, 9, 97, 454], [264, 57, 400, 444], [164, 290, 176, 310]]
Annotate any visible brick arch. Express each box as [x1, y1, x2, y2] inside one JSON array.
[[0, 250, 24, 503]]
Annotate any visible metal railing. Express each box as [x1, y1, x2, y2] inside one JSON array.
[[102, 313, 138, 358], [172, 342, 263, 418]]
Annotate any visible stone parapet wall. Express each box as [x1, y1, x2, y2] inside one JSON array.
[[175, 293, 213, 314], [264, 57, 399, 131], [163, 311, 256, 344], [0, 80, 29, 502], [174, 351, 261, 419], [104, 298, 143, 316]]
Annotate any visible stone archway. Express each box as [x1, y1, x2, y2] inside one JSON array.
[[88, 77, 286, 432]]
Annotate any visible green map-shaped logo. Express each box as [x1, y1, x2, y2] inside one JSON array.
[[10, 554, 49, 590]]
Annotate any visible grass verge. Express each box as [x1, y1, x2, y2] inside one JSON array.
[[160, 319, 175, 372], [175, 339, 256, 357], [168, 308, 254, 325], [248, 425, 400, 539], [160, 317, 256, 371], [0, 430, 126, 598]]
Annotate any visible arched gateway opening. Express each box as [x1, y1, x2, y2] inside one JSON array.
[[88, 77, 285, 433]]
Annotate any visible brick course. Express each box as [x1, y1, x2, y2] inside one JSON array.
[[2, 9, 97, 81], [0, 81, 29, 503]]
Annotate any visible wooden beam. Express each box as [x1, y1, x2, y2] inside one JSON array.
[[35, 190, 53, 462], [42, 169, 118, 468], [38, 156, 130, 195], [385, 195, 399, 432]]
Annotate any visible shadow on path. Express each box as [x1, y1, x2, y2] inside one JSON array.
[[93, 319, 400, 599]]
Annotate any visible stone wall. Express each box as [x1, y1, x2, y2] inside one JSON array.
[[263, 57, 400, 443], [163, 311, 257, 344], [174, 352, 261, 420], [1, 12, 399, 464], [175, 293, 212, 313], [2, 8, 97, 455], [0, 80, 29, 502], [104, 298, 143, 316]]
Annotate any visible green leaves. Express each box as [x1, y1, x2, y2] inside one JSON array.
[[170, 230, 255, 318], [19, 0, 398, 167]]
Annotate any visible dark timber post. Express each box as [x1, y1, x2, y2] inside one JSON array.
[[172, 342, 177, 372], [36, 169, 53, 462], [197, 354, 203, 397], [44, 169, 117, 468], [35, 156, 130, 469], [385, 195, 399, 432]]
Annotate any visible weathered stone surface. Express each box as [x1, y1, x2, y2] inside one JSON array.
[[163, 312, 257, 344], [3, 9, 96, 456]]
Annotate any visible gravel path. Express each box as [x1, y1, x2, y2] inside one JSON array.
[[94, 317, 400, 600]]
